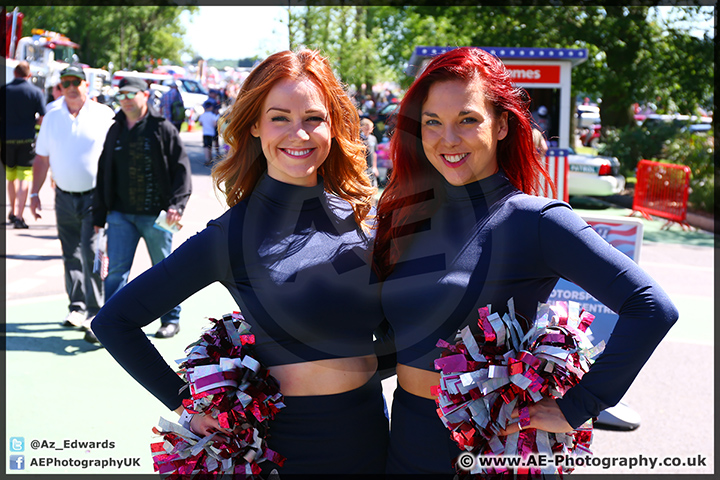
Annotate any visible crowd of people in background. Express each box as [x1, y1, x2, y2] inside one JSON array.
[[352, 86, 398, 119], [348, 87, 402, 186], [5, 64, 193, 344], [4, 59, 404, 347]]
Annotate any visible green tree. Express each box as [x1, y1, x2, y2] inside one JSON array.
[[10, 5, 197, 71], [651, 21, 714, 114], [284, 6, 398, 94], [126, 7, 191, 69], [364, 5, 712, 128], [580, 7, 656, 128]]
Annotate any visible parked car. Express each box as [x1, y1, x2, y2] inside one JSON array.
[[576, 104, 601, 129], [155, 78, 210, 121], [567, 147, 625, 197], [682, 123, 712, 135], [111, 70, 172, 88], [635, 113, 713, 128], [374, 102, 398, 124]]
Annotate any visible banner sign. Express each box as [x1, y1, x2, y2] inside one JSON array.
[[548, 215, 644, 345], [506, 64, 561, 84]]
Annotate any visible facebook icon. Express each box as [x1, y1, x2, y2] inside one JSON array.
[[10, 455, 25, 470]]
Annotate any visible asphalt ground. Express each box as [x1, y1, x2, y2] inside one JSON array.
[[3, 129, 716, 477]]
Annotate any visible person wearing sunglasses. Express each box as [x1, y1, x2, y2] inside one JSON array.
[[30, 65, 116, 333], [89, 76, 192, 343]]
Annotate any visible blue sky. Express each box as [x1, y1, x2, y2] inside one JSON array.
[[180, 6, 289, 61]]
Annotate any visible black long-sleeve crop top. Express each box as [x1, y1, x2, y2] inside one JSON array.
[[380, 171, 678, 428], [93, 173, 383, 410]]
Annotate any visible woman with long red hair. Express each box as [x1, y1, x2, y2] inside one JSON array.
[[93, 50, 389, 474], [374, 47, 677, 474]]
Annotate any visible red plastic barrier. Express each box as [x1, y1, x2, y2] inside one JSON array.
[[631, 159, 691, 227]]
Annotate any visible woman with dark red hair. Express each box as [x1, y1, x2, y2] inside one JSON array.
[[93, 50, 389, 475], [374, 47, 677, 474]]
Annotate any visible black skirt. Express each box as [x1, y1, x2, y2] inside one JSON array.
[[261, 372, 389, 476], [386, 384, 460, 476]]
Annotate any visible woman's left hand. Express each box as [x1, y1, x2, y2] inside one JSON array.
[[498, 398, 573, 435]]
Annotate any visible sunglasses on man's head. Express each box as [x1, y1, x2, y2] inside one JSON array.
[[61, 78, 82, 88], [116, 92, 138, 101]]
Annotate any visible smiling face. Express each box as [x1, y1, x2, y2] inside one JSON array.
[[251, 77, 332, 187], [421, 78, 508, 186]]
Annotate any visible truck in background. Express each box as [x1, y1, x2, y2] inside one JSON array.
[[4, 7, 111, 103], [5, 8, 77, 90]]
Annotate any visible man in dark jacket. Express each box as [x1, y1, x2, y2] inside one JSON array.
[[91, 77, 192, 342]]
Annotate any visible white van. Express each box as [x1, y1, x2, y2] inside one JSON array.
[[111, 70, 173, 88], [161, 78, 209, 112], [154, 78, 210, 121]]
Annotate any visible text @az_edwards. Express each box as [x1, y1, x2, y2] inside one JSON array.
[[30, 438, 115, 450]]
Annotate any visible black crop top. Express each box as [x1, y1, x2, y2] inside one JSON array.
[[93, 173, 383, 410], [380, 171, 678, 428]]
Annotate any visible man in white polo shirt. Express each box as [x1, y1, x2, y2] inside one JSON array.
[[30, 65, 115, 334]]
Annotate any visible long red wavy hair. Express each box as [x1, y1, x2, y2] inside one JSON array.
[[374, 47, 554, 278], [213, 49, 374, 227]]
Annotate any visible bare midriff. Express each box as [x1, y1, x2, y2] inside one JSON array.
[[396, 363, 441, 399], [268, 354, 378, 396]]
